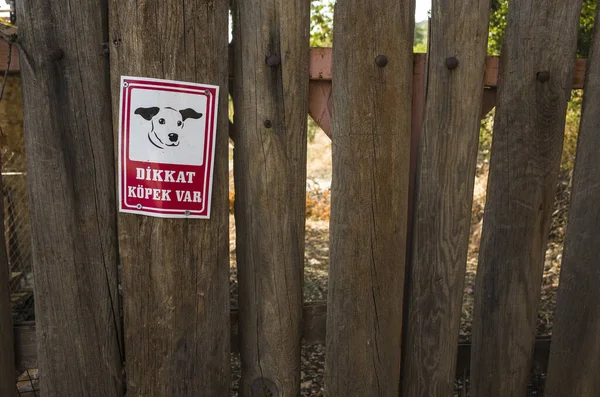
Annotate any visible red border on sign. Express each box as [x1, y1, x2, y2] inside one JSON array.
[[118, 76, 219, 219]]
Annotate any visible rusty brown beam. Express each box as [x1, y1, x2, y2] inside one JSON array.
[[1, 41, 587, 89], [307, 50, 587, 89]]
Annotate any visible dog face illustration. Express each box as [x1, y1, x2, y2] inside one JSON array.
[[134, 107, 203, 149]]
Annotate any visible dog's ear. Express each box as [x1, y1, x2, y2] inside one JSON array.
[[134, 107, 160, 121], [180, 108, 203, 121]]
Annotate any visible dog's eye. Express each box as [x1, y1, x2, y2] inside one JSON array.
[[158, 118, 165, 125], [177, 121, 182, 126]]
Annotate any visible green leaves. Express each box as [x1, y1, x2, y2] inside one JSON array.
[[310, 0, 334, 47]]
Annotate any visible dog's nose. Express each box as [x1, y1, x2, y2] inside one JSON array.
[[168, 133, 179, 142]]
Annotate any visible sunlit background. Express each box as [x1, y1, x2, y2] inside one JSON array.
[[416, 0, 431, 22]]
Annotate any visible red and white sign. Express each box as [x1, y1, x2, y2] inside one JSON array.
[[118, 76, 219, 218]]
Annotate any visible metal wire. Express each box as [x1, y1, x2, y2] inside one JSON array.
[[2, 148, 34, 324]]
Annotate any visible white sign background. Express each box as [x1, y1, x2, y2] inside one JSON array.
[[128, 89, 207, 166]]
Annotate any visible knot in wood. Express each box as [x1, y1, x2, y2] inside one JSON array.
[[49, 48, 64, 61], [265, 54, 280, 67], [375, 54, 388, 68], [100, 43, 110, 58], [251, 377, 278, 397], [264, 120, 273, 129], [537, 71, 550, 83], [445, 56, 459, 70]]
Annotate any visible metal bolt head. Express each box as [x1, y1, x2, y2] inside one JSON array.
[[264, 120, 273, 129], [204, 89, 211, 95], [136, 204, 142, 209], [185, 210, 191, 216], [265, 54, 280, 67], [445, 57, 459, 70], [123, 82, 129, 88], [537, 71, 550, 83], [375, 54, 388, 68]]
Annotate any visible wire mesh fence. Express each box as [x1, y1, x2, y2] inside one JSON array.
[[2, 147, 34, 324], [15, 369, 39, 396]]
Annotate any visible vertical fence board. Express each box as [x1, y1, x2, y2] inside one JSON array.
[[470, 1, 583, 395], [0, 171, 15, 396], [325, 0, 414, 395], [401, 1, 490, 395], [231, 0, 310, 394], [109, 2, 230, 396], [546, 8, 600, 396], [15, 2, 123, 396]]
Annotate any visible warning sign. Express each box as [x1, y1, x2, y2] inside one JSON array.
[[118, 76, 219, 218]]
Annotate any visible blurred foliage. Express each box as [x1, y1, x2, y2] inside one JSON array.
[[306, 182, 331, 220], [562, 90, 584, 171], [487, 0, 509, 55], [308, 116, 320, 142], [414, 20, 428, 52], [578, 0, 597, 58], [310, 0, 334, 47]]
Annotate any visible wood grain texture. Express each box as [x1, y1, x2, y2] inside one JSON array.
[[325, 0, 414, 395], [0, 171, 15, 396], [470, 1, 583, 395], [545, 6, 600, 395], [15, 1, 123, 396], [14, 309, 557, 378], [109, 1, 230, 396], [231, 0, 309, 393], [401, 1, 490, 396]]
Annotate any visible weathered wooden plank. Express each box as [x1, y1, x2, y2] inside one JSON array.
[[231, 0, 310, 393], [401, 1, 490, 396], [14, 305, 556, 378], [109, 1, 230, 396], [0, 171, 15, 396], [545, 7, 600, 395], [325, 0, 414, 395], [470, 1, 583, 395], [15, 1, 123, 396], [13, 322, 36, 373], [308, 55, 427, 139]]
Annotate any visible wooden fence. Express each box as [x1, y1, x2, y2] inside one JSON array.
[[1, 0, 600, 396]]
